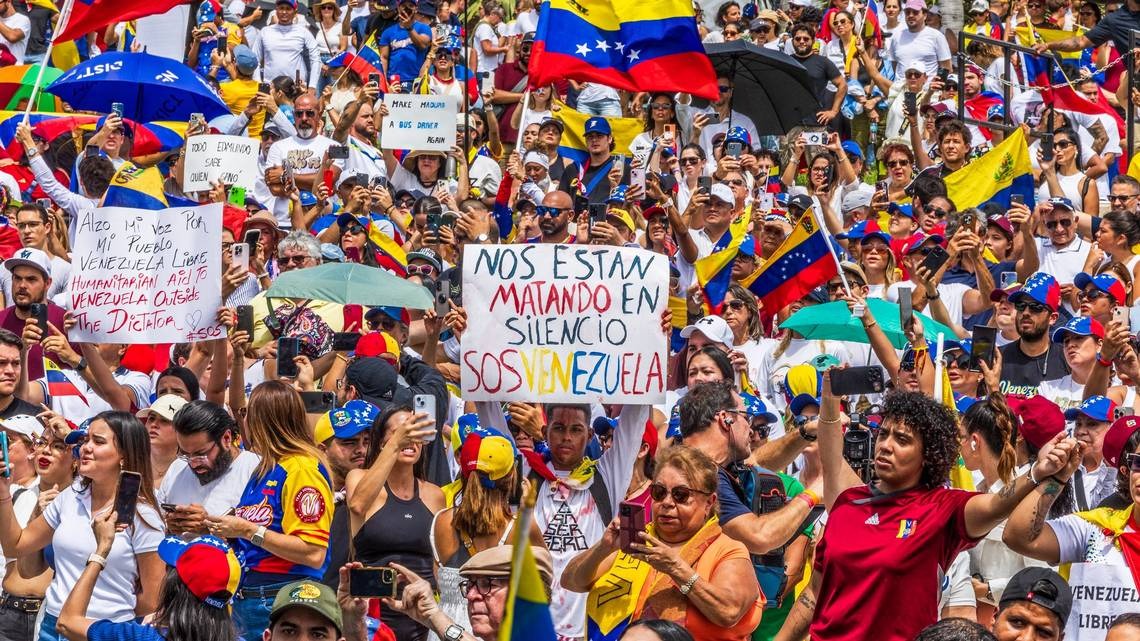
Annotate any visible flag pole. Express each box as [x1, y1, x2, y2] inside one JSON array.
[[808, 205, 852, 296], [933, 332, 946, 401], [515, 90, 530, 151], [502, 481, 537, 636], [24, 0, 77, 123]]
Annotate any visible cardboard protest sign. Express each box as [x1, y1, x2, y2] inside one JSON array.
[[184, 135, 260, 192], [68, 203, 225, 344], [381, 94, 457, 152], [460, 244, 668, 404]]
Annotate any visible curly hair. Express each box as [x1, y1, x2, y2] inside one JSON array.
[[880, 391, 959, 489]]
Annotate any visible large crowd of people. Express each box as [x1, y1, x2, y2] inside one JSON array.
[[0, 0, 1135, 640]]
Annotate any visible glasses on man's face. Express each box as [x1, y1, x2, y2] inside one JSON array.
[[280, 255, 311, 266], [649, 482, 712, 505], [459, 577, 508, 598], [722, 178, 745, 187], [724, 29, 739, 36], [536, 205, 567, 217], [1109, 193, 1139, 203], [369, 316, 399, 331], [295, 109, 318, 118], [792, 36, 813, 42], [1044, 218, 1073, 230], [717, 85, 733, 93], [1014, 300, 1048, 314], [751, 423, 771, 438], [177, 440, 219, 464], [752, 24, 771, 33]]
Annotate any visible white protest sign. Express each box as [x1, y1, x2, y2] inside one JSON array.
[[460, 244, 668, 404], [1066, 563, 1140, 640], [67, 203, 226, 344], [381, 94, 457, 152], [184, 135, 260, 192]]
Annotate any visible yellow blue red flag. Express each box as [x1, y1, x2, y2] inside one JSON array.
[[742, 209, 837, 314], [499, 486, 556, 641], [943, 126, 1035, 211], [100, 162, 178, 210], [553, 100, 642, 163], [530, 0, 718, 100]]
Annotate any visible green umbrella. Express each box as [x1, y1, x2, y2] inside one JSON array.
[[0, 65, 62, 111], [779, 298, 957, 350], [264, 263, 433, 309]]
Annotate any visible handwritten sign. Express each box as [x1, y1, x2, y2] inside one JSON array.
[[184, 135, 260, 192], [460, 244, 668, 404], [381, 94, 457, 152], [1066, 563, 1140, 641], [67, 203, 225, 344]]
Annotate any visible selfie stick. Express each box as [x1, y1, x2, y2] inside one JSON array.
[[933, 332, 946, 401]]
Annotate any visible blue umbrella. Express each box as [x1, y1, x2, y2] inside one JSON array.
[[45, 51, 230, 122]]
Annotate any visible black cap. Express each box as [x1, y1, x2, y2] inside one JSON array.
[[1000, 568, 1073, 625], [344, 357, 409, 409], [788, 194, 813, 212]]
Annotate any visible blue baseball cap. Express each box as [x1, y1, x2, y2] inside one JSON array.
[[841, 140, 864, 160], [742, 392, 778, 423], [315, 400, 379, 442], [738, 234, 757, 258], [1047, 196, 1075, 212], [955, 394, 978, 414], [1010, 272, 1062, 312], [592, 416, 617, 436], [888, 203, 915, 219], [725, 126, 751, 146], [607, 184, 628, 204], [364, 305, 410, 325], [1063, 395, 1117, 422], [1050, 315, 1105, 343], [233, 45, 258, 75], [583, 117, 612, 136], [987, 104, 1005, 121]]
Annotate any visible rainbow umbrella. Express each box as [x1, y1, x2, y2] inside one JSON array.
[[0, 111, 99, 160], [0, 65, 62, 111]]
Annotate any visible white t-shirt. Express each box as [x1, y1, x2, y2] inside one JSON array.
[[1037, 374, 1085, 414], [1036, 236, 1092, 290], [344, 136, 388, 182], [0, 12, 30, 65], [40, 367, 153, 424], [42, 486, 164, 620], [755, 338, 853, 414], [158, 450, 262, 516], [473, 22, 503, 73], [389, 161, 445, 199], [266, 134, 338, 176], [886, 26, 950, 77]]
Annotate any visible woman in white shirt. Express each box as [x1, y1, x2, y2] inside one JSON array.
[[311, 0, 347, 94], [630, 93, 683, 160], [0, 412, 164, 641], [1036, 126, 1099, 214]]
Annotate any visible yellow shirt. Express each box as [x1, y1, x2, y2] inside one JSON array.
[[219, 77, 264, 137]]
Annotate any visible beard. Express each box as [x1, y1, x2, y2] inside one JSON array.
[[539, 217, 567, 236], [297, 124, 317, 139], [194, 447, 233, 485], [1019, 323, 1047, 341]]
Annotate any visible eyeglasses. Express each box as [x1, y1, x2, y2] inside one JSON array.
[[407, 264, 436, 276], [1044, 218, 1073, 230], [724, 299, 747, 311], [536, 205, 567, 217], [369, 316, 399, 331], [792, 35, 813, 42], [810, 166, 830, 173], [1124, 452, 1140, 472], [279, 255, 312, 265], [1014, 300, 1048, 313], [722, 178, 745, 187], [295, 109, 318, 117], [723, 29, 740, 36], [649, 482, 713, 504], [397, 198, 416, 207], [717, 85, 733, 92], [680, 157, 702, 166], [31, 437, 69, 454], [1109, 193, 1139, 203], [886, 159, 911, 168], [650, 102, 673, 111], [177, 440, 218, 464], [459, 577, 508, 598]]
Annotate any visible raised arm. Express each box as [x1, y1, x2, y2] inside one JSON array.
[[816, 370, 865, 509]]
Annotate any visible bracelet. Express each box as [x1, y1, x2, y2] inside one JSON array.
[[335, 353, 350, 363], [87, 553, 107, 569], [818, 416, 841, 425], [927, 291, 940, 300], [863, 320, 878, 329], [256, 272, 270, 279], [1028, 467, 1042, 486], [1096, 352, 1114, 368], [797, 422, 818, 442], [797, 489, 821, 508], [677, 572, 700, 595]]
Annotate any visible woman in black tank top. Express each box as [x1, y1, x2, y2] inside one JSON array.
[[345, 406, 445, 641]]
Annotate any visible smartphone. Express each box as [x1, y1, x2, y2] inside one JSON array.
[[961, 211, 977, 233], [343, 304, 363, 333], [258, 82, 271, 94], [228, 186, 246, 208], [757, 193, 774, 210], [618, 499, 649, 554], [243, 229, 261, 249], [968, 325, 997, 372], [300, 391, 335, 414], [726, 141, 743, 158], [84, 145, 99, 159], [829, 366, 886, 396], [434, 278, 451, 316], [232, 243, 250, 272], [159, 503, 179, 512], [937, 67, 949, 83], [1041, 134, 1054, 163], [904, 91, 917, 116], [1010, 193, 1025, 207], [328, 145, 349, 160], [114, 471, 142, 526], [331, 332, 361, 352], [704, 111, 721, 124], [1114, 305, 1131, 329], [1000, 271, 1018, 288], [189, 112, 205, 130], [35, 198, 51, 210], [28, 303, 48, 336], [426, 207, 442, 232], [919, 245, 951, 276], [898, 287, 913, 330], [0, 432, 8, 479], [236, 305, 254, 335], [697, 176, 713, 194], [663, 123, 676, 142], [368, 72, 381, 87], [588, 203, 608, 229], [110, 102, 124, 118], [276, 337, 301, 378], [413, 394, 437, 441], [349, 567, 400, 598], [370, 175, 388, 190], [802, 131, 827, 146], [612, 155, 625, 177], [631, 167, 646, 191]]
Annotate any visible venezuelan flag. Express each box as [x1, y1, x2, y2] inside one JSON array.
[[944, 126, 1035, 211], [54, 0, 187, 44], [742, 209, 837, 314], [668, 294, 686, 353], [44, 359, 87, 405], [499, 485, 557, 641], [695, 240, 742, 315], [530, 0, 718, 100], [1015, 26, 1090, 86], [492, 175, 514, 240], [553, 100, 643, 164], [1045, 84, 1125, 138], [327, 34, 389, 91], [100, 162, 173, 210], [367, 222, 408, 277], [964, 91, 1003, 139]]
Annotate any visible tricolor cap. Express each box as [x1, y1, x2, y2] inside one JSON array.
[[314, 399, 379, 443], [784, 363, 822, 415], [354, 331, 402, 361], [364, 306, 410, 325], [1050, 315, 1104, 343], [900, 231, 945, 255], [459, 424, 518, 485], [607, 184, 628, 204], [1063, 394, 1117, 423], [1105, 414, 1140, 468], [725, 126, 751, 146], [990, 281, 1022, 302], [1074, 271, 1127, 305], [742, 392, 778, 423], [1006, 394, 1065, 450], [888, 202, 915, 219], [158, 535, 243, 608], [837, 219, 891, 245], [583, 116, 612, 136], [1009, 272, 1061, 312]]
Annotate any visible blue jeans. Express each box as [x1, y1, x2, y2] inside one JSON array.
[[576, 98, 622, 116], [37, 613, 57, 641], [233, 581, 293, 638]]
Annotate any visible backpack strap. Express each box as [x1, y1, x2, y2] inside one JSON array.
[[589, 469, 613, 524]]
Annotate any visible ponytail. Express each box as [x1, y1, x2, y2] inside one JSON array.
[[962, 394, 1018, 486]]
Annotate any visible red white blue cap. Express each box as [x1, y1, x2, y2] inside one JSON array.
[[158, 535, 242, 608], [900, 231, 945, 255], [1010, 272, 1061, 312], [1050, 315, 1104, 343], [838, 219, 891, 245], [1074, 271, 1127, 305], [1064, 395, 1117, 422]]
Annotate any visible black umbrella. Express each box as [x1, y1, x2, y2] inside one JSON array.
[[703, 41, 820, 136]]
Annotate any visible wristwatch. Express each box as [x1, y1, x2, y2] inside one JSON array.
[[443, 624, 464, 640], [250, 525, 267, 546], [73, 357, 88, 372], [474, 233, 490, 244]]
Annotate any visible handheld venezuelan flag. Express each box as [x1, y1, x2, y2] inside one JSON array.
[[54, 0, 188, 44], [499, 484, 557, 641], [493, 175, 515, 240], [367, 222, 408, 277], [1044, 84, 1125, 138], [695, 236, 744, 315], [964, 91, 1004, 140], [44, 359, 87, 405], [943, 126, 1035, 211], [326, 34, 390, 91], [1015, 26, 1091, 86], [553, 100, 642, 164], [529, 0, 718, 100], [742, 209, 837, 314]]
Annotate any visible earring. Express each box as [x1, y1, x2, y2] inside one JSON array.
[[970, 441, 977, 452]]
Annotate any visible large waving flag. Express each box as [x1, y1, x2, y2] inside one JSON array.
[[1045, 84, 1125, 138], [326, 34, 390, 91], [553, 100, 642, 164], [55, 0, 187, 44], [944, 126, 1035, 211], [529, 0, 718, 100], [1015, 26, 1091, 86], [742, 209, 837, 314], [44, 359, 87, 405], [499, 485, 557, 641]]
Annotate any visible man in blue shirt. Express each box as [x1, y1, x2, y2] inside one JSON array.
[[379, 0, 432, 91]]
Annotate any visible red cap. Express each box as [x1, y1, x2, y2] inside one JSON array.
[[1104, 415, 1140, 468], [642, 419, 659, 459], [1007, 394, 1065, 450]]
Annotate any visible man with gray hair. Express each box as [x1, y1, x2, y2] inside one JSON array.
[[277, 230, 321, 273]]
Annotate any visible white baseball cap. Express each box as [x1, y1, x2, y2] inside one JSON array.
[[4, 247, 50, 279], [708, 183, 735, 204], [1, 415, 42, 440], [523, 150, 550, 167], [136, 394, 189, 422], [680, 315, 735, 347]]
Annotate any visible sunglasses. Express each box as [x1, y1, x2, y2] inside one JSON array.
[[717, 85, 733, 92], [343, 225, 365, 235], [1080, 288, 1112, 302], [536, 205, 567, 217], [295, 109, 318, 117], [1125, 452, 1140, 472], [752, 24, 771, 32], [923, 204, 947, 218], [649, 482, 712, 505], [279, 255, 311, 265], [722, 178, 746, 186], [751, 423, 771, 438], [407, 264, 436, 276], [680, 157, 702, 166], [1054, 140, 1075, 150], [1045, 218, 1073, 230], [724, 299, 747, 311], [369, 316, 399, 331], [650, 102, 673, 110], [397, 198, 416, 207], [886, 159, 911, 168], [943, 353, 970, 369], [1109, 193, 1139, 203], [724, 29, 740, 35], [1014, 300, 1048, 313]]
